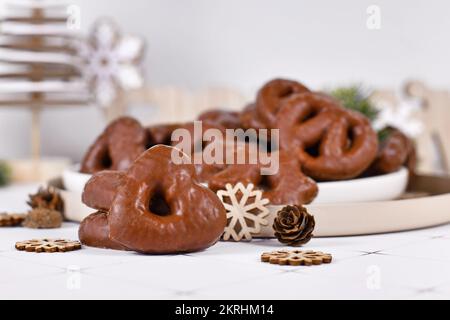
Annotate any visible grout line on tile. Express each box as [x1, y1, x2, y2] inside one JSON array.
[[81, 271, 177, 292], [0, 253, 68, 271], [166, 270, 290, 295]]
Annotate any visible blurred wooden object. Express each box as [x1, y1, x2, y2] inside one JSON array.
[[126, 86, 249, 125], [404, 81, 450, 174], [6, 158, 71, 183], [0, 1, 88, 181], [78, 18, 146, 122], [372, 81, 450, 175]]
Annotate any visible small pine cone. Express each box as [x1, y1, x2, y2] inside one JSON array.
[[22, 209, 63, 229], [273, 205, 315, 247], [27, 187, 64, 212]]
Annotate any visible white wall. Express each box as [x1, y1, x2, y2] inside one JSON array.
[[1, 0, 450, 161]]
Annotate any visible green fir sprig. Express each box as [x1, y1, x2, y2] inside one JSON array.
[[0, 161, 11, 187], [330, 86, 379, 122]]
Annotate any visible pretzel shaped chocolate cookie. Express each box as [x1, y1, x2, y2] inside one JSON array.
[[197, 141, 318, 205], [371, 128, 416, 175], [80, 145, 227, 254], [81, 117, 148, 174], [241, 79, 310, 129], [263, 151, 318, 205], [198, 109, 242, 129], [277, 92, 379, 181], [146, 122, 227, 158], [196, 141, 264, 191], [146, 124, 181, 146]]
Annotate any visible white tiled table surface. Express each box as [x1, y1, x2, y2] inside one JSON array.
[[1, 184, 450, 300]]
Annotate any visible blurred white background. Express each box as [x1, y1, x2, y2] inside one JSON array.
[[0, 0, 449, 162]]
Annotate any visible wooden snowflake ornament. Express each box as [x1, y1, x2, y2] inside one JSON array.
[[261, 250, 333, 266], [77, 18, 145, 108], [217, 183, 270, 242], [15, 239, 82, 253]]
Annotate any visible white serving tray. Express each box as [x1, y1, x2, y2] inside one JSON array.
[[49, 174, 450, 237]]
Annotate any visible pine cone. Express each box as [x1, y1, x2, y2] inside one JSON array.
[[27, 187, 64, 212], [273, 205, 315, 247], [22, 209, 63, 229]]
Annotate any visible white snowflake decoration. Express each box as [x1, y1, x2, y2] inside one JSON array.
[[373, 98, 424, 139], [77, 18, 145, 107], [217, 183, 270, 242]]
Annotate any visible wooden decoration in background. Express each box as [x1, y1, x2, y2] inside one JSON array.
[[76, 18, 145, 122], [123, 86, 249, 125], [0, 1, 89, 161], [404, 81, 450, 175], [371, 81, 450, 175]]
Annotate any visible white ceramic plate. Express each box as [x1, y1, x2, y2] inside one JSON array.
[[314, 168, 409, 204], [55, 183, 93, 223], [62, 165, 409, 204], [62, 165, 92, 193]]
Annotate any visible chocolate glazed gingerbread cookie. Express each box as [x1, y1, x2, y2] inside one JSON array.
[[79, 171, 128, 250], [79, 211, 128, 251], [198, 109, 242, 129], [108, 145, 227, 254], [82, 170, 126, 212], [240, 79, 310, 129], [371, 128, 417, 175], [277, 92, 379, 181], [263, 151, 318, 205], [196, 140, 318, 205], [80, 145, 227, 254], [80, 117, 148, 174], [146, 121, 227, 157]]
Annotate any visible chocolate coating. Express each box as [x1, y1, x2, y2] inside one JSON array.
[[277, 92, 379, 181], [82, 171, 126, 212], [255, 79, 310, 128], [240, 79, 310, 130], [146, 124, 181, 146], [79, 211, 128, 251], [199, 141, 262, 191], [197, 141, 318, 205], [147, 122, 226, 156], [108, 145, 227, 254], [240, 104, 267, 130], [371, 128, 416, 175], [80, 117, 148, 174], [198, 110, 242, 129], [263, 152, 318, 205]]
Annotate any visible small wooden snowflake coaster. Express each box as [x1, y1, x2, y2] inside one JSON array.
[[0, 213, 26, 227], [261, 250, 333, 266], [15, 239, 82, 253], [217, 183, 270, 242]]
